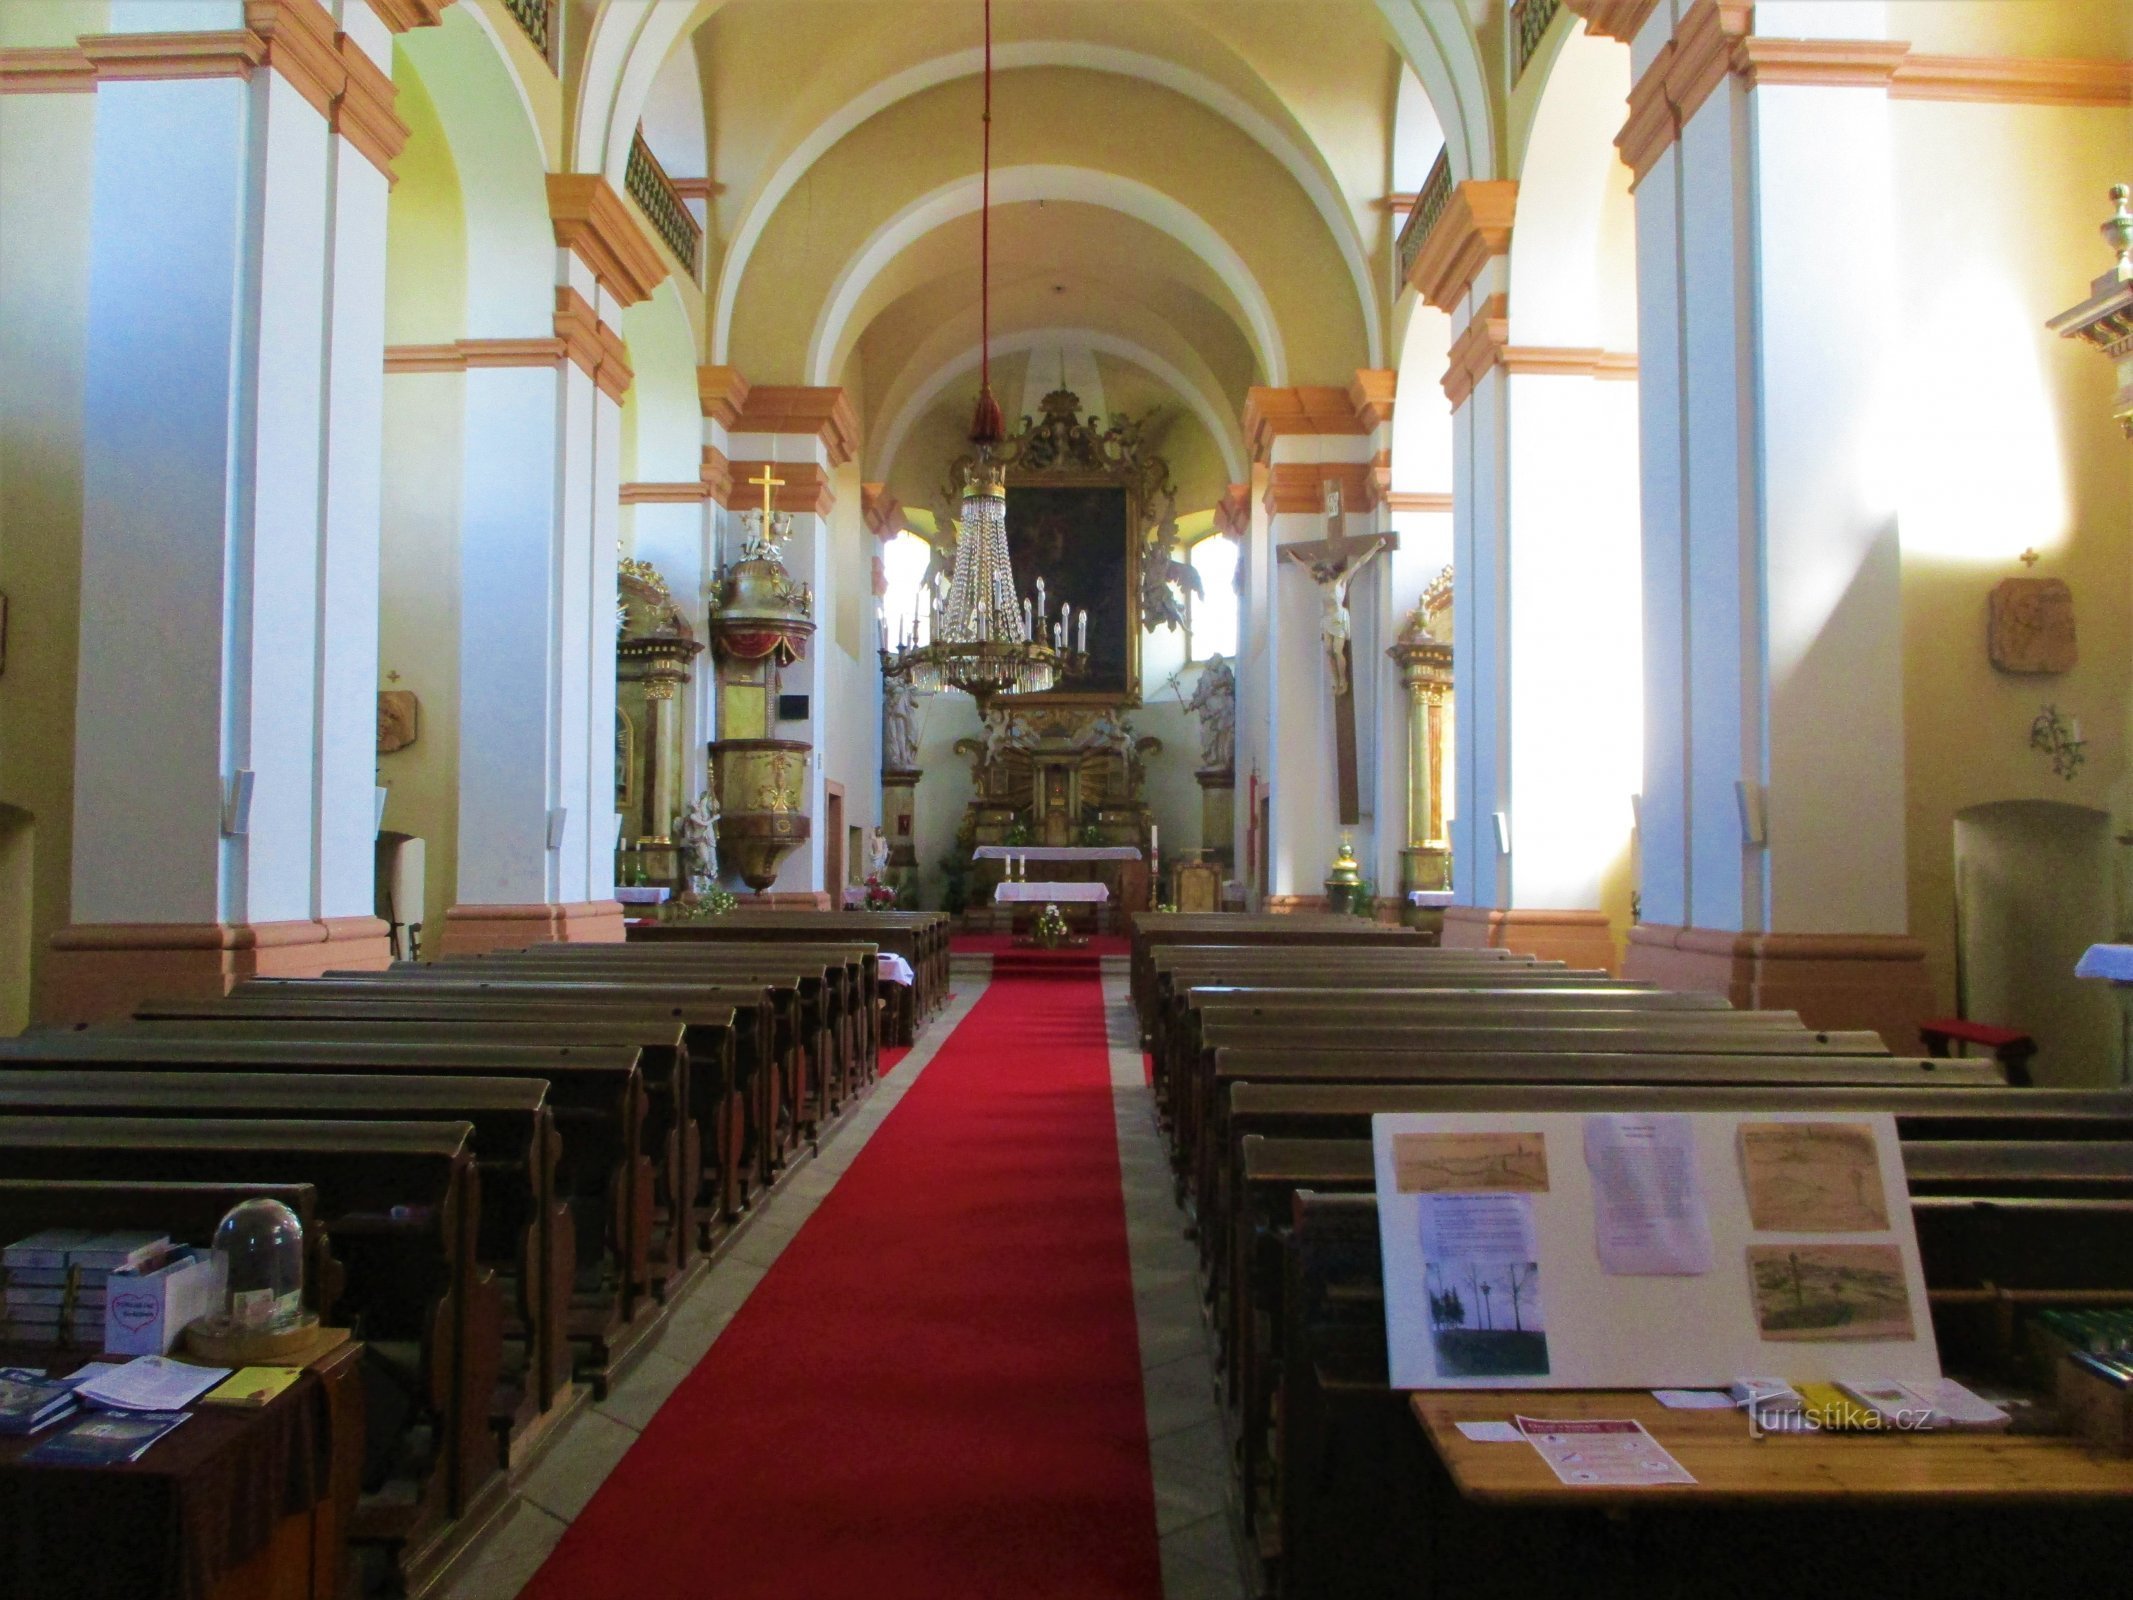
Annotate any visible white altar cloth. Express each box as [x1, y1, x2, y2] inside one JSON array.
[[878, 953, 916, 987], [614, 887, 672, 905], [995, 881, 1110, 904], [973, 845, 1141, 862]]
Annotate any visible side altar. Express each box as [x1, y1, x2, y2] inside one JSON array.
[[955, 704, 1159, 913]]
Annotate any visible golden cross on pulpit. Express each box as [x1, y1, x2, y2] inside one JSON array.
[[1280, 530, 1398, 825], [749, 465, 785, 523]]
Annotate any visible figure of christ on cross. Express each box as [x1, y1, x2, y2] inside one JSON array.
[[1279, 528, 1397, 823]]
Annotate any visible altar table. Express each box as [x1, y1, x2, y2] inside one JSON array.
[[994, 881, 1110, 903], [972, 845, 1142, 862]]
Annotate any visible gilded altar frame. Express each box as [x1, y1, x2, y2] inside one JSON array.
[[944, 387, 1178, 710]]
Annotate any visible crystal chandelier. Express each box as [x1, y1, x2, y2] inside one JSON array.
[[878, 0, 1083, 709]]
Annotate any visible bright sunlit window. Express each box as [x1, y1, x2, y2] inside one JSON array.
[[880, 529, 934, 648], [1185, 533, 1239, 662]]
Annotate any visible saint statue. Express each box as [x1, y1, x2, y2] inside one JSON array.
[[1310, 541, 1386, 700], [675, 785, 720, 893], [1186, 654, 1236, 772], [883, 675, 920, 771], [866, 827, 890, 879]]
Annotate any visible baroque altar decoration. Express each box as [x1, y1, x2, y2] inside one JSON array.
[[940, 387, 1197, 707], [707, 470, 817, 892], [616, 559, 706, 888]]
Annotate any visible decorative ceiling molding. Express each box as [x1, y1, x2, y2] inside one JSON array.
[[719, 461, 835, 516], [1350, 369, 1397, 433], [808, 164, 1288, 387], [1561, 0, 1661, 46], [710, 42, 1382, 368], [1405, 180, 1518, 312], [731, 386, 860, 469], [547, 173, 669, 307], [1264, 460, 1379, 518], [1891, 54, 2133, 106], [1440, 293, 1509, 407], [1242, 386, 1370, 464], [366, 0, 454, 33]]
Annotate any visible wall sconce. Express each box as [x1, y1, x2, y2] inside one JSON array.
[[2030, 704, 2086, 781]]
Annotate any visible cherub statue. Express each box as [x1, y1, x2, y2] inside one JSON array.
[[675, 785, 720, 893]]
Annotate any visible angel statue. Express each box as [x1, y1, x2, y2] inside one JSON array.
[[1138, 507, 1205, 634], [883, 674, 920, 772], [675, 786, 720, 893], [1186, 654, 1236, 772]]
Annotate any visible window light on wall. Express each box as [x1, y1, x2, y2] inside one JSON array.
[[1185, 533, 1239, 662]]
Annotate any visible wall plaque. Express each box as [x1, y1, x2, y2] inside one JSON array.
[[377, 689, 420, 754], [1988, 577, 2076, 675]]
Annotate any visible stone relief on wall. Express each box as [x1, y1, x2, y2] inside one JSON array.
[[1989, 576, 2076, 675], [377, 690, 419, 754]]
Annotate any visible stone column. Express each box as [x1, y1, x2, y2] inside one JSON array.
[[438, 175, 661, 953], [1411, 178, 1624, 972], [1240, 386, 1382, 911], [1606, 0, 1930, 1045], [41, 0, 409, 1020]]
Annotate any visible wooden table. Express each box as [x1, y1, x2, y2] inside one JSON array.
[[1412, 1390, 2133, 1507], [0, 1339, 363, 1600], [1273, 1388, 2133, 1600]]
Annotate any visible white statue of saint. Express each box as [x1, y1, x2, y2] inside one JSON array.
[[1310, 541, 1385, 700], [675, 786, 720, 893], [883, 675, 920, 771], [1186, 654, 1236, 771], [866, 826, 890, 879]]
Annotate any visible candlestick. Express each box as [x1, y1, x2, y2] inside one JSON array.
[[1035, 576, 1046, 618], [1078, 610, 1088, 653], [1024, 599, 1034, 638]]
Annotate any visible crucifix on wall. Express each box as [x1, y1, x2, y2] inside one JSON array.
[[1280, 480, 1395, 824]]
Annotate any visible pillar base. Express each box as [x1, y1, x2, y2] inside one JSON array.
[[1441, 907, 1619, 974], [435, 899, 627, 957], [37, 916, 394, 1025], [1622, 924, 1933, 1052]]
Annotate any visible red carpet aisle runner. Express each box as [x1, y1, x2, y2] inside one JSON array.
[[523, 972, 1163, 1600]]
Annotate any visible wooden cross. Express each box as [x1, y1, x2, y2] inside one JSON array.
[[1280, 530, 1398, 825]]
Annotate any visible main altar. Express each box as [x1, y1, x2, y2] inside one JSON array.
[[956, 705, 1159, 913]]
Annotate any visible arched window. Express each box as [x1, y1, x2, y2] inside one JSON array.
[[879, 529, 935, 649], [1185, 532, 1239, 663]]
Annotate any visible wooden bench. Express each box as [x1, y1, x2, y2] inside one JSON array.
[[0, 1115, 490, 1584], [1127, 915, 1427, 1019], [633, 910, 952, 1027], [267, 971, 799, 1185], [132, 994, 755, 1243], [50, 1021, 666, 1390]]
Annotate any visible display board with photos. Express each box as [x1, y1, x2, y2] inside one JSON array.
[[1371, 1110, 1941, 1390]]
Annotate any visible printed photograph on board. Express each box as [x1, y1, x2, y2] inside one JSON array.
[[1746, 1243, 1915, 1341], [1737, 1121, 1891, 1232], [1420, 1193, 1551, 1377]]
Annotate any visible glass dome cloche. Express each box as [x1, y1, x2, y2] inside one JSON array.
[[198, 1198, 315, 1342]]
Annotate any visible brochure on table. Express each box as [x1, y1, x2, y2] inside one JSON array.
[[1372, 1109, 1941, 1389]]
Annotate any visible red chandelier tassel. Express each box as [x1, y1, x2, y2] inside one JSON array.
[[970, 0, 1003, 448]]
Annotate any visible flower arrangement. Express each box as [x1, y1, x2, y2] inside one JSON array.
[[862, 874, 896, 910], [672, 888, 738, 919]]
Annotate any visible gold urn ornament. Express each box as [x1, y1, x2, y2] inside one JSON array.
[[1323, 835, 1366, 916]]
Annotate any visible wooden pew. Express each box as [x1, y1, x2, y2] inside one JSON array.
[[632, 910, 951, 1026], [38, 1022, 665, 1390], [0, 1065, 567, 1443], [266, 971, 798, 1184], [1127, 915, 1427, 1021], [130, 994, 755, 1242], [483, 941, 880, 1109], [0, 1116, 491, 1585]]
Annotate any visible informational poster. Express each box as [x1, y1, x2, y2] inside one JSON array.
[[1372, 1110, 1939, 1389], [1515, 1417, 1696, 1487], [1581, 1114, 1712, 1276]]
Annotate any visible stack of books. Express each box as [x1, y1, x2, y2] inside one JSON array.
[[0, 1368, 79, 1437], [0, 1230, 171, 1346]]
